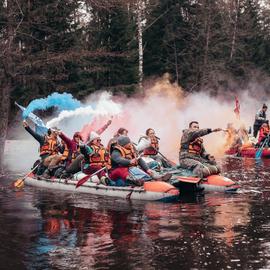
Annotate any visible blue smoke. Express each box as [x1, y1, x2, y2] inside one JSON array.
[[22, 92, 81, 119]]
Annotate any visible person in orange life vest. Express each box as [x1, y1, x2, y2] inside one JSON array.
[[142, 128, 172, 168], [63, 120, 113, 176], [80, 131, 110, 185], [107, 127, 128, 152], [179, 121, 222, 178], [23, 120, 62, 171], [109, 136, 165, 186], [58, 131, 82, 166], [257, 122, 270, 147]]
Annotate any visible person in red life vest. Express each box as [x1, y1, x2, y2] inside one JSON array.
[[80, 131, 110, 185], [109, 136, 172, 186], [107, 127, 128, 152], [23, 120, 62, 177], [179, 121, 222, 178], [257, 122, 270, 147], [142, 128, 172, 168], [253, 104, 268, 138]]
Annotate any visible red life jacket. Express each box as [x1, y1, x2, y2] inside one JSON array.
[[188, 137, 203, 155], [114, 144, 138, 166], [40, 137, 58, 156], [144, 136, 159, 155], [258, 126, 270, 144], [89, 144, 110, 168]]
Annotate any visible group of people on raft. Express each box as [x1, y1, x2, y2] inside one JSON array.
[[225, 104, 270, 152], [23, 118, 223, 187]]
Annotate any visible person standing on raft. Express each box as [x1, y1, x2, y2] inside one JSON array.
[[179, 121, 222, 178], [253, 104, 268, 138]]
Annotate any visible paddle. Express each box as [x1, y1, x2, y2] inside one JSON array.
[[13, 162, 41, 188], [136, 137, 176, 167], [255, 134, 270, 159], [76, 166, 107, 188], [156, 150, 177, 167]]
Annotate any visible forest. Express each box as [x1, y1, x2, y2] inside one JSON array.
[[1, 0, 270, 171]]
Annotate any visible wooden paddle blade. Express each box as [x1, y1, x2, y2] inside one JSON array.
[[14, 179, 24, 188], [75, 175, 91, 188]]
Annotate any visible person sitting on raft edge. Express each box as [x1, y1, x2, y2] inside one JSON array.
[[179, 121, 222, 179], [109, 136, 172, 186], [253, 104, 268, 138]]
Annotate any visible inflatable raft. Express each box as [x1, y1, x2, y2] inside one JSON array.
[[171, 174, 240, 193], [143, 157, 240, 193], [225, 146, 270, 158], [24, 173, 180, 202]]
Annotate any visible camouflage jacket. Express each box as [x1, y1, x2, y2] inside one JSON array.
[[179, 128, 212, 160]]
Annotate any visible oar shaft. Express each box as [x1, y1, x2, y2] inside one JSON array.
[[76, 166, 107, 188], [22, 162, 41, 180]]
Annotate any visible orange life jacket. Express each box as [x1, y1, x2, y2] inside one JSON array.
[[89, 144, 110, 168], [61, 143, 79, 161], [188, 137, 203, 155], [114, 144, 138, 166], [144, 136, 159, 155], [40, 137, 58, 156]]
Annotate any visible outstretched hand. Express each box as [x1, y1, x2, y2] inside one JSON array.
[[212, 128, 222, 132]]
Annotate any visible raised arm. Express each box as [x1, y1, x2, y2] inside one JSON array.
[[59, 132, 73, 149], [96, 120, 112, 135], [23, 121, 45, 145], [186, 128, 221, 142]]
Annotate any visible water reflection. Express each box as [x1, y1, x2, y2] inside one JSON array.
[[1, 157, 270, 269]]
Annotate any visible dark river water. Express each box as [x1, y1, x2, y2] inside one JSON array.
[[1, 157, 270, 270]]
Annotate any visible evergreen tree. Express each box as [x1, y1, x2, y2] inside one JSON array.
[[84, 2, 138, 94]]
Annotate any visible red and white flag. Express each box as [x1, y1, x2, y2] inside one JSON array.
[[234, 96, 240, 119]]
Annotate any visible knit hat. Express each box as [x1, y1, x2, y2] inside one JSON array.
[[89, 131, 100, 142], [73, 131, 82, 140], [117, 136, 131, 146]]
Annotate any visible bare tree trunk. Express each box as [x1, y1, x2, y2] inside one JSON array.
[[0, 0, 14, 173], [202, 5, 211, 82], [0, 83, 11, 174], [230, 0, 240, 61], [203, 12, 210, 68], [174, 40, 179, 84], [137, 0, 143, 90]]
